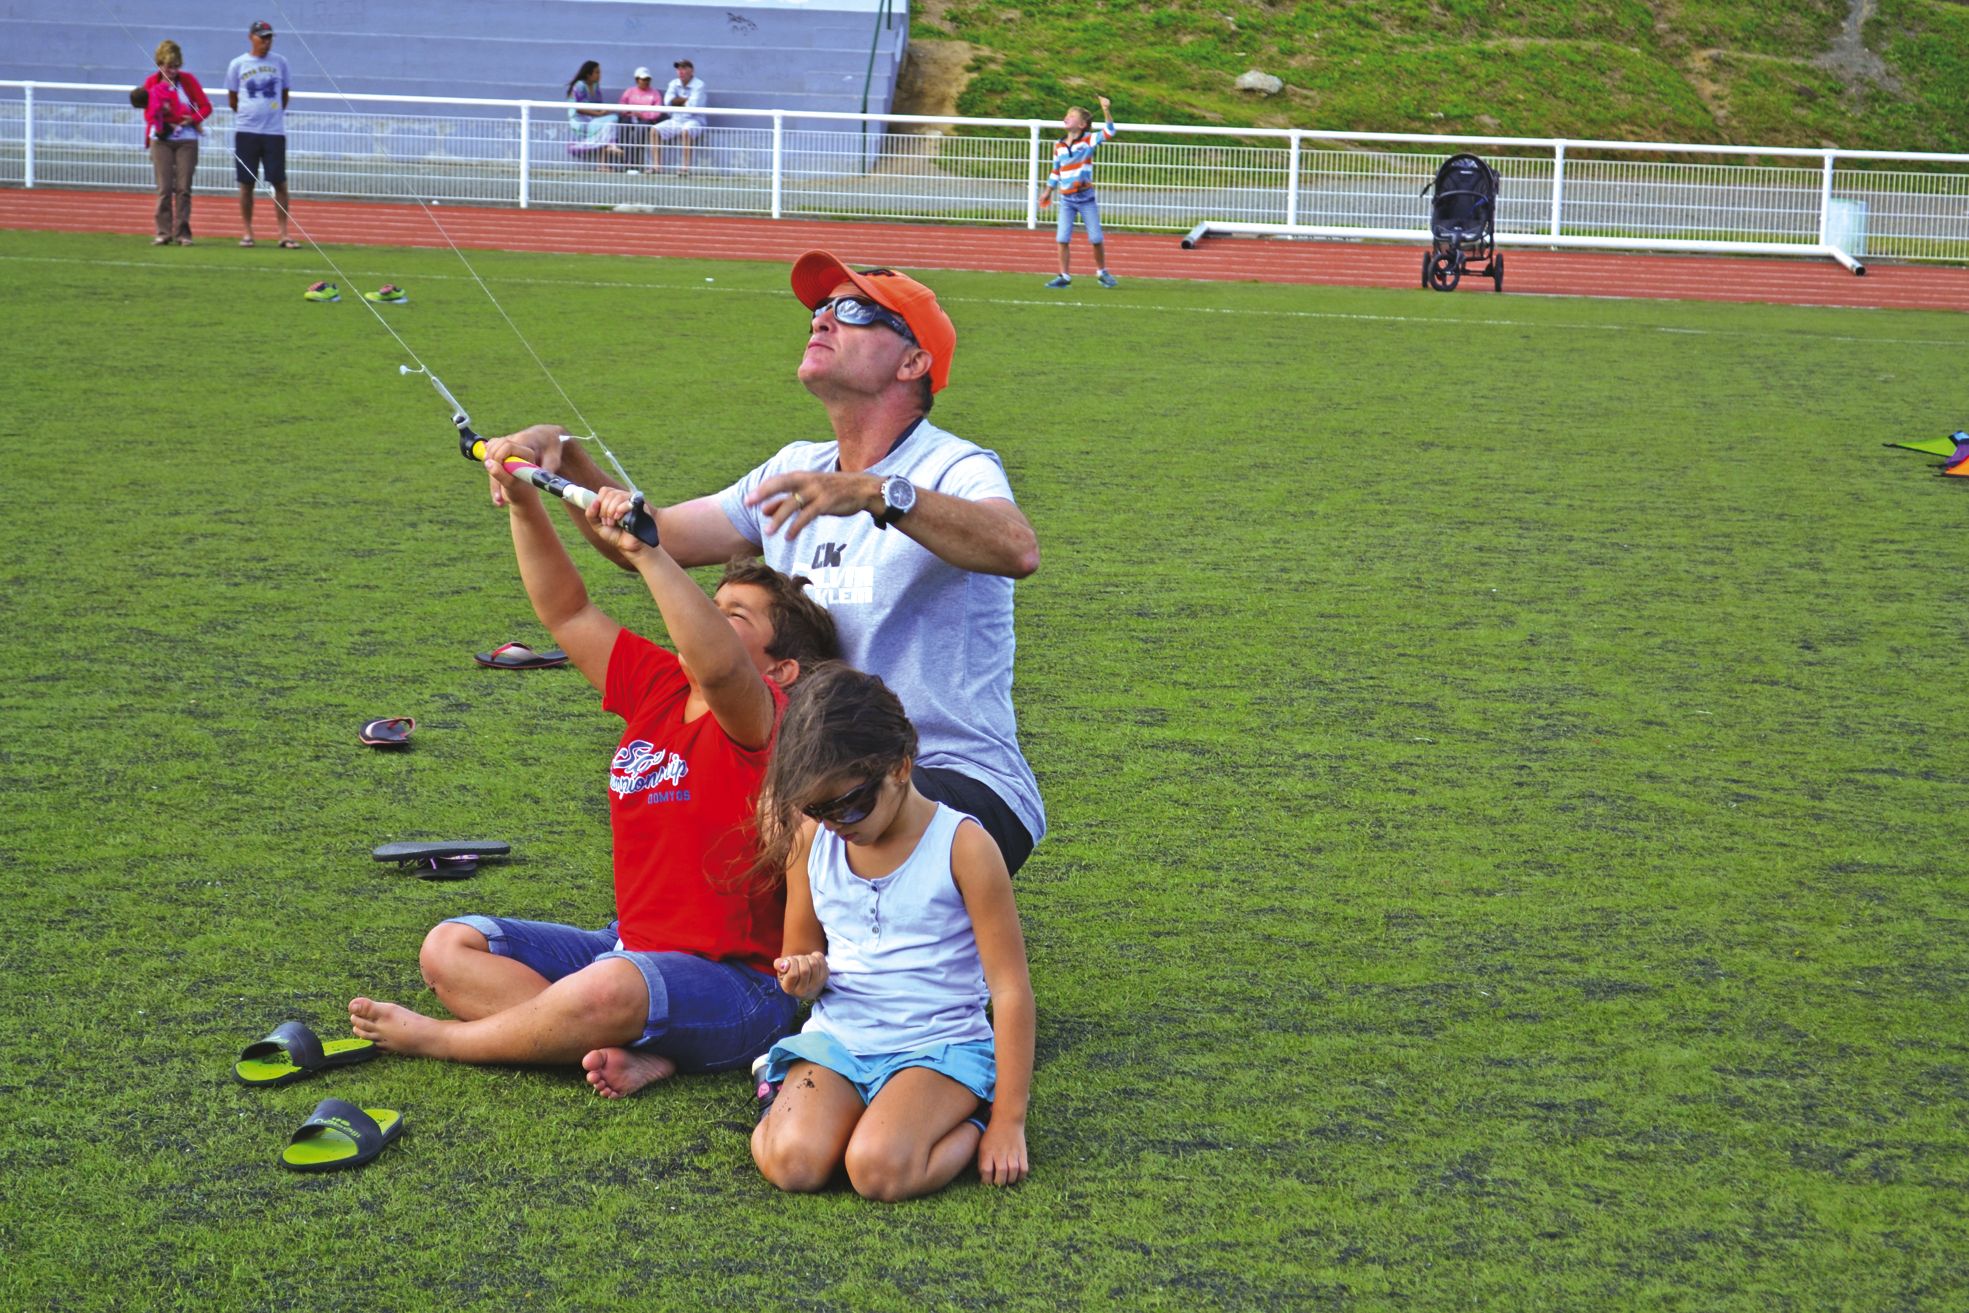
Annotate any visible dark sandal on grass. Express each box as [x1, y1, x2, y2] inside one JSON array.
[[234, 1020, 377, 1087], [372, 839, 510, 880], [280, 1098, 403, 1172], [474, 641, 568, 670], [358, 717, 415, 747]]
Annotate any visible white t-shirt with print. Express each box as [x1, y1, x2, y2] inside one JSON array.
[[716, 419, 1044, 844], [225, 51, 291, 134]]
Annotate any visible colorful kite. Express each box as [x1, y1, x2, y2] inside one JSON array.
[[1883, 431, 1969, 476]]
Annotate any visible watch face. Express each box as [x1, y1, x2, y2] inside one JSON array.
[[885, 477, 916, 514]]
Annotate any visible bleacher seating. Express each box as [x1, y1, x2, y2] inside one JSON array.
[[3, 0, 908, 123]]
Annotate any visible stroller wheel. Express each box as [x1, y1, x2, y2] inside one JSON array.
[[1421, 250, 1433, 289], [1492, 253, 1505, 292], [1428, 251, 1462, 292]]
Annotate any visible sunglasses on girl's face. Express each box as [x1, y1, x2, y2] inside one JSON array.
[[802, 775, 886, 825], [811, 296, 917, 345]]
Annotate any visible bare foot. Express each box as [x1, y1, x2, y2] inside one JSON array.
[[582, 1046, 677, 1098], [350, 996, 452, 1057]]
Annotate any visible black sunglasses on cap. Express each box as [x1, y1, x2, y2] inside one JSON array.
[[802, 775, 886, 826], [812, 295, 916, 345]]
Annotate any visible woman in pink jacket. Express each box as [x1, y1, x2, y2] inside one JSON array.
[[142, 40, 212, 246]]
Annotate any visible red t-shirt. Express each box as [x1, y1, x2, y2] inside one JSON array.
[[602, 628, 786, 973]]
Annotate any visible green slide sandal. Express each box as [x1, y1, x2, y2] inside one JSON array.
[[234, 1020, 377, 1087], [280, 1098, 404, 1173]]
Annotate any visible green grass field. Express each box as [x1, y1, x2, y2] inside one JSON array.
[[3, 228, 1968, 1311]]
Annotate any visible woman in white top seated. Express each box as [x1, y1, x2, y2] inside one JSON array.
[[563, 60, 623, 170]]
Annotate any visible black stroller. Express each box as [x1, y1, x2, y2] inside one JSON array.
[[1420, 153, 1503, 292]]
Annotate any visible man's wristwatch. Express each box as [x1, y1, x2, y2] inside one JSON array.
[[873, 474, 916, 528]]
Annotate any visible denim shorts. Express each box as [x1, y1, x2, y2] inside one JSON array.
[[1055, 194, 1103, 243], [446, 915, 798, 1073], [761, 1029, 997, 1104]]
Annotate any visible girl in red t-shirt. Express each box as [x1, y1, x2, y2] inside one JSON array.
[[350, 451, 838, 1098]]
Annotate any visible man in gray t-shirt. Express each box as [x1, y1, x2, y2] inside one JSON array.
[[224, 21, 295, 248], [481, 253, 1044, 871]]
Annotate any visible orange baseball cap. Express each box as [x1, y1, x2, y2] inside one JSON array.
[[790, 251, 957, 392]]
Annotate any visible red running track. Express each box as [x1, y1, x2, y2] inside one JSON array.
[[6, 186, 1969, 313]]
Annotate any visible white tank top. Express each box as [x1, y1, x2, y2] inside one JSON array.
[[804, 802, 993, 1055]]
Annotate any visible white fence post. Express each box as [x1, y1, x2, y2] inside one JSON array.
[[1025, 123, 1040, 230], [770, 112, 784, 220], [1817, 150, 1835, 245], [23, 84, 33, 188], [1550, 141, 1566, 237], [1286, 129, 1301, 227], [518, 103, 530, 209]]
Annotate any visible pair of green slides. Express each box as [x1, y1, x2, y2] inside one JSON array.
[[234, 1020, 402, 1172]]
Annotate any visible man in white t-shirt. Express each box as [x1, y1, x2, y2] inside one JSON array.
[[656, 59, 706, 174], [479, 254, 1046, 873], [224, 20, 296, 248]]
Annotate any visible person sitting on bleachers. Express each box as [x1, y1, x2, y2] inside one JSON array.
[[617, 67, 666, 174], [565, 60, 624, 170], [656, 59, 706, 175]]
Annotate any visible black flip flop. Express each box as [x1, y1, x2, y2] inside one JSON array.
[[474, 642, 568, 670], [234, 1020, 378, 1087], [359, 717, 415, 747], [373, 839, 511, 881], [280, 1097, 404, 1172]]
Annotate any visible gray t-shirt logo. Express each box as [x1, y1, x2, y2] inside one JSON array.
[[804, 541, 873, 605]]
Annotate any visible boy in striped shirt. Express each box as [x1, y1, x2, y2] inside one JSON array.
[[1039, 95, 1117, 289]]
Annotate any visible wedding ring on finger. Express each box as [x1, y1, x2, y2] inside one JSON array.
[[792, 493, 806, 509]]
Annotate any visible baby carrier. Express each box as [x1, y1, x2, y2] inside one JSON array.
[[1421, 153, 1503, 292]]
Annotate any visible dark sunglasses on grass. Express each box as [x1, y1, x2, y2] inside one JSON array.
[[812, 295, 917, 345], [802, 775, 886, 825]]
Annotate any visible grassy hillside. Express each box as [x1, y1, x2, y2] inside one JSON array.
[[908, 0, 1969, 152]]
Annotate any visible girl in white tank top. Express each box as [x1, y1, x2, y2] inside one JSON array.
[[748, 665, 1035, 1200]]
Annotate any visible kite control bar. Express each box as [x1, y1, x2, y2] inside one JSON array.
[[457, 424, 661, 550], [403, 365, 659, 549]]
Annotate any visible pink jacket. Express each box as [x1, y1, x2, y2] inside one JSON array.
[[144, 70, 212, 146]]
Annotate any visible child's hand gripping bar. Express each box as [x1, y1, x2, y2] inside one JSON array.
[[401, 362, 660, 549], [454, 412, 659, 549]]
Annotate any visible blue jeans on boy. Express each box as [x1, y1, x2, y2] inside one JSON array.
[[1055, 192, 1103, 244], [446, 915, 798, 1073]]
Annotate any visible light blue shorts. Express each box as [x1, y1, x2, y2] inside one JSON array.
[[762, 1029, 996, 1105], [1056, 193, 1103, 243]]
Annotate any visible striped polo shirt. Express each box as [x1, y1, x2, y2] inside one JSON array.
[[1050, 119, 1116, 198]]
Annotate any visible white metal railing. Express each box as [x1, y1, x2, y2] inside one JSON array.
[[7, 81, 1969, 267]]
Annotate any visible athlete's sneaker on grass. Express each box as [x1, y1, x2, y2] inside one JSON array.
[[1044, 275, 1072, 289], [304, 281, 340, 303], [1097, 270, 1118, 289], [752, 1053, 781, 1123], [364, 284, 407, 304]]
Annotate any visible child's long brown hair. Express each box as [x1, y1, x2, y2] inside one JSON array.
[[754, 663, 918, 880]]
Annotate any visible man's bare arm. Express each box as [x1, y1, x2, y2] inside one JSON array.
[[748, 471, 1039, 578]]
